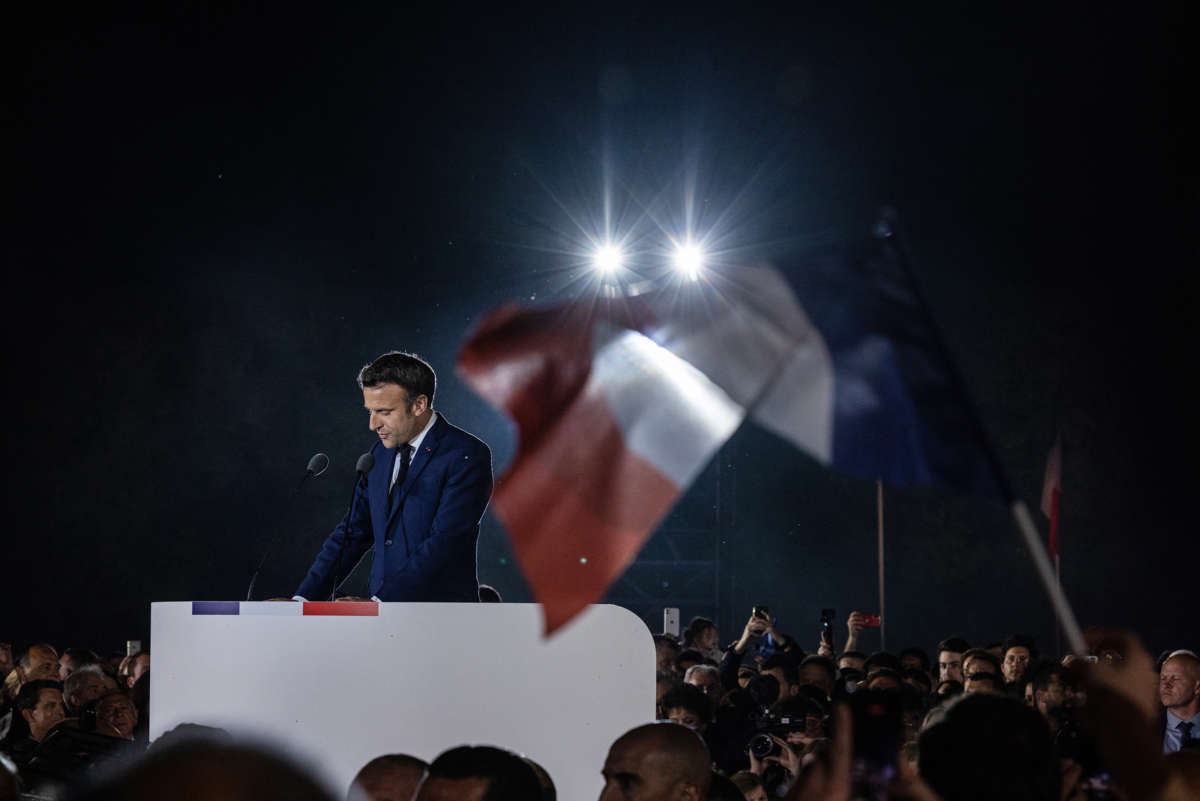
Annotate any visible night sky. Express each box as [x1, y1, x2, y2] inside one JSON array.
[[8, 3, 1192, 658]]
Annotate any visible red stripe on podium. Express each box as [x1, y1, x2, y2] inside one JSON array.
[[302, 602, 379, 616]]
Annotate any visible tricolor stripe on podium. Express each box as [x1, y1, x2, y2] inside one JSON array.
[[191, 601, 378, 616]]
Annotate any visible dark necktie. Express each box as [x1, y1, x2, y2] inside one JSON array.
[[1180, 720, 1195, 748], [388, 444, 412, 515]]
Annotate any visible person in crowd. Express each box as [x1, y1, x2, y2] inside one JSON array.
[[728, 770, 766, 801], [14, 645, 58, 689], [760, 656, 801, 703], [662, 684, 713, 734], [1160, 649, 1200, 754], [522, 756, 556, 801], [961, 647, 1002, 679], [964, 671, 1003, 695], [919, 692, 1059, 801], [1001, 634, 1038, 691], [58, 647, 102, 681], [797, 656, 836, 700], [119, 651, 151, 690], [936, 637, 969, 684], [865, 668, 903, 692], [63, 668, 110, 716], [599, 722, 711, 801], [656, 635, 682, 675], [656, 671, 680, 720], [899, 647, 931, 675], [684, 664, 724, 704], [93, 691, 138, 740], [348, 754, 427, 801], [14, 680, 65, 745], [74, 736, 335, 801], [414, 745, 541, 801], [682, 618, 721, 663], [837, 650, 866, 673], [675, 650, 706, 676], [902, 668, 932, 696], [718, 613, 768, 692], [1029, 661, 1067, 723]]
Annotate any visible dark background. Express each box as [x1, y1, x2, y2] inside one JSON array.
[[7, 3, 1192, 658]]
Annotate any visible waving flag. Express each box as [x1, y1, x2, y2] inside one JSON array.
[[459, 234, 1002, 633]]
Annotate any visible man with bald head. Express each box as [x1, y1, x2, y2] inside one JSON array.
[[599, 722, 712, 801], [348, 753, 427, 801], [1160, 649, 1200, 754]]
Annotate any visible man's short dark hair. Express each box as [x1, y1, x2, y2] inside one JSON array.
[[962, 648, 1002, 674], [761, 655, 801, 686], [863, 652, 902, 675], [662, 683, 713, 723], [919, 693, 1058, 801], [900, 647, 932, 671], [15, 679, 62, 712], [799, 655, 837, 685], [1002, 634, 1039, 660], [357, 351, 436, 405], [937, 637, 970, 655], [426, 745, 542, 801], [653, 634, 681, 653], [839, 650, 867, 662]]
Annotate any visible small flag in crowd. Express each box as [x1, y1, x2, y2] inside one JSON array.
[[1041, 434, 1063, 560], [459, 234, 1002, 633]]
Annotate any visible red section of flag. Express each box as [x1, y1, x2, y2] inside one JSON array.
[[460, 304, 680, 634], [302, 602, 379, 616], [1041, 435, 1062, 560]]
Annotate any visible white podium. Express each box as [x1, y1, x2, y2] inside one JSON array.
[[151, 602, 654, 801]]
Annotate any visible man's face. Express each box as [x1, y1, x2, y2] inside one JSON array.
[[23, 688, 65, 741], [964, 675, 1000, 695], [599, 737, 694, 801], [962, 654, 990, 678], [127, 653, 150, 687], [1002, 647, 1031, 684], [763, 667, 796, 702], [838, 655, 865, 672], [416, 777, 490, 801], [666, 706, 705, 733], [19, 646, 58, 685], [685, 671, 720, 701], [656, 644, 678, 674], [96, 694, 138, 739], [69, 672, 108, 711], [1160, 658, 1200, 710], [1036, 676, 1066, 715], [364, 384, 427, 449], [938, 651, 963, 683]]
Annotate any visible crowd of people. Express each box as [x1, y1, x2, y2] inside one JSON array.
[[1, 611, 1197, 801]]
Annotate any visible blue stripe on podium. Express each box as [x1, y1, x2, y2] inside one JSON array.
[[192, 601, 240, 615]]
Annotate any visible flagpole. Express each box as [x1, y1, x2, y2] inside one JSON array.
[[875, 212, 1087, 655], [877, 479, 886, 652], [1054, 554, 1062, 657]]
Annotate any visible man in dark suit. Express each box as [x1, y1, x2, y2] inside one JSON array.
[[294, 351, 493, 602]]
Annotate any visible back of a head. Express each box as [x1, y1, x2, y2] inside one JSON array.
[[74, 739, 336, 801], [612, 723, 712, 797], [423, 745, 542, 801], [349, 754, 427, 801], [918, 693, 1058, 801]]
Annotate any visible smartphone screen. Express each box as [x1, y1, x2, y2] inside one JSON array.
[[850, 689, 903, 801]]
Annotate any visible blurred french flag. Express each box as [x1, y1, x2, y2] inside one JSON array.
[[459, 234, 1001, 633]]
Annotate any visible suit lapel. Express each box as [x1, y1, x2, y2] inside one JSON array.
[[386, 414, 447, 526]]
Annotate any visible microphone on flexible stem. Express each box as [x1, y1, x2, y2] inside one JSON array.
[[329, 452, 375, 600], [244, 453, 330, 602]]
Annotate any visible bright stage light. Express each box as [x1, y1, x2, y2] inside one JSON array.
[[671, 242, 705, 280], [592, 244, 624, 275]]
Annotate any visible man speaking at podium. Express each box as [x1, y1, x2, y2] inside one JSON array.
[[294, 351, 493, 602]]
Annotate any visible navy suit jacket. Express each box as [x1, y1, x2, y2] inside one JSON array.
[[296, 414, 493, 602]]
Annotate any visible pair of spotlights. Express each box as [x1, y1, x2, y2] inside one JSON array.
[[591, 242, 706, 281]]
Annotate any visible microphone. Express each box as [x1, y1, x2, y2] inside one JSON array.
[[244, 452, 331, 601], [329, 452, 375, 600]]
